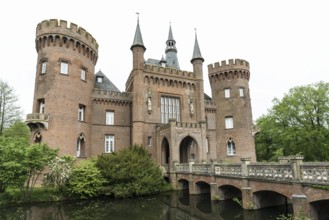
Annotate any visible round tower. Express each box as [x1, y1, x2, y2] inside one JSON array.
[[208, 59, 256, 162], [28, 19, 98, 157]]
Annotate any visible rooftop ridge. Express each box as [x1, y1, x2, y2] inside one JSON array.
[[36, 19, 98, 53], [208, 59, 249, 74]]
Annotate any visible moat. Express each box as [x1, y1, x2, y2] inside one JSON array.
[[0, 191, 292, 220]]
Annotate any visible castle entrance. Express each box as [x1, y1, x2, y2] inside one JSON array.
[[161, 137, 170, 165], [179, 136, 198, 163]]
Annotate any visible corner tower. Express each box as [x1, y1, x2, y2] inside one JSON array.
[[26, 19, 98, 157], [208, 59, 256, 162]]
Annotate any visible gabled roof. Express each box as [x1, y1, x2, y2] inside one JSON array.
[[94, 70, 120, 92]]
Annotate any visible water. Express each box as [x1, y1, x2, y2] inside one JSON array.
[[0, 191, 292, 220]]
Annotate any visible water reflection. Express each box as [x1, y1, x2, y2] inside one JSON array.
[[0, 191, 292, 220]]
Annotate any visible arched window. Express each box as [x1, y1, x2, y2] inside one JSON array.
[[227, 138, 236, 156], [34, 131, 42, 143], [77, 133, 86, 157]]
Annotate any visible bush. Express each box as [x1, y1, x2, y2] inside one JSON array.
[[96, 144, 167, 198], [67, 159, 105, 199]]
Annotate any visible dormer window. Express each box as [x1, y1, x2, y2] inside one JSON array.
[[97, 76, 103, 83]]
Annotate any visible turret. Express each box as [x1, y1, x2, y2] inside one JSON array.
[[26, 19, 98, 157], [208, 59, 256, 162], [165, 25, 180, 69]]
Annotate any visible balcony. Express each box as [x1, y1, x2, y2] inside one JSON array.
[[26, 113, 50, 130]]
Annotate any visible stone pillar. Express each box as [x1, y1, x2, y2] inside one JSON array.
[[210, 183, 219, 200], [292, 194, 310, 218], [188, 160, 195, 173], [291, 155, 304, 180], [189, 180, 197, 194], [241, 157, 251, 177]]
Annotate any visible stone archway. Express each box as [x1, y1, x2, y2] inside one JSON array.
[[179, 136, 198, 163], [161, 137, 170, 165]]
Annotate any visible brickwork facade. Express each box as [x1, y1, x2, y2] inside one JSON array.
[[26, 18, 257, 165]]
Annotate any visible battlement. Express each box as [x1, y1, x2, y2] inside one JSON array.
[[36, 19, 98, 53], [92, 88, 132, 100], [144, 64, 195, 79], [208, 59, 249, 74]]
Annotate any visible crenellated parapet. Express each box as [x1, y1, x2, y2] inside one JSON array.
[[204, 100, 216, 113], [208, 59, 250, 83], [92, 88, 132, 106], [36, 19, 98, 64], [144, 64, 196, 79]]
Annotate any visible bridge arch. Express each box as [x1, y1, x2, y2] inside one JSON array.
[[310, 199, 329, 220], [218, 184, 242, 200], [161, 137, 170, 165], [253, 190, 290, 209], [195, 181, 210, 194], [179, 136, 198, 163], [177, 178, 189, 190]]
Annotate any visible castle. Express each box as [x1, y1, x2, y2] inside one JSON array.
[[26, 18, 256, 166]]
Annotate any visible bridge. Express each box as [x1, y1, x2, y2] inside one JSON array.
[[164, 156, 329, 220]]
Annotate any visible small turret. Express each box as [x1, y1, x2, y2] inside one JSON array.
[[165, 24, 180, 69]]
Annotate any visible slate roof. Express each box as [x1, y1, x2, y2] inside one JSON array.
[[94, 70, 120, 92]]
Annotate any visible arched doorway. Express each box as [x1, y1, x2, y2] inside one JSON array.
[[179, 136, 198, 163], [161, 137, 170, 165]]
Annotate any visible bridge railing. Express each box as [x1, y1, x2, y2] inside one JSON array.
[[248, 163, 293, 181], [173, 156, 329, 184], [301, 162, 329, 184], [214, 164, 241, 177]]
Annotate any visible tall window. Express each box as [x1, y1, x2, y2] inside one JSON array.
[[227, 138, 236, 156], [39, 99, 45, 113], [160, 96, 180, 124], [41, 61, 47, 74], [239, 88, 245, 97], [78, 104, 85, 121], [224, 88, 230, 98], [60, 61, 68, 74], [105, 135, 115, 153], [225, 116, 234, 129], [80, 68, 86, 80], [106, 111, 114, 125], [147, 136, 152, 147]]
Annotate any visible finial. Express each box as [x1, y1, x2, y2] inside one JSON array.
[[136, 12, 140, 22]]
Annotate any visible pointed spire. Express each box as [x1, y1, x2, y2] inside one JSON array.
[[131, 12, 146, 51], [165, 23, 180, 69], [168, 23, 174, 41], [191, 28, 204, 63]]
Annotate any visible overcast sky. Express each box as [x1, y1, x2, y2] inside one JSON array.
[[1, 0, 328, 121]]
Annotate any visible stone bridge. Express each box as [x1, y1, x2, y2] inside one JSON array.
[[164, 156, 329, 220]]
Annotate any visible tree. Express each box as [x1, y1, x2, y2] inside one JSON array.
[[96, 145, 166, 198], [255, 81, 329, 161], [2, 121, 30, 144], [0, 80, 22, 134], [0, 136, 58, 199]]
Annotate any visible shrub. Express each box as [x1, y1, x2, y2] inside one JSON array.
[[96, 144, 166, 198], [67, 159, 105, 199]]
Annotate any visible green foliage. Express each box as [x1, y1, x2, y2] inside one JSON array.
[[67, 159, 105, 199], [0, 80, 22, 134], [44, 155, 76, 191], [96, 144, 167, 198], [255, 81, 329, 161], [0, 136, 58, 200], [2, 121, 29, 144], [277, 210, 310, 220]]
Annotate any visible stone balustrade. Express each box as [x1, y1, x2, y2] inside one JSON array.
[[172, 156, 329, 184]]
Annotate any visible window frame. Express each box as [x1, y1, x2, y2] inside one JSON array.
[[224, 88, 230, 98], [39, 99, 45, 113], [225, 116, 234, 129], [80, 68, 86, 81], [239, 88, 245, 97], [105, 135, 115, 153], [106, 111, 114, 125], [41, 61, 47, 74], [78, 104, 85, 121], [227, 138, 236, 156], [60, 61, 69, 75], [160, 96, 180, 124]]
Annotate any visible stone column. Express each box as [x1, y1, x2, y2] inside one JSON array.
[[210, 183, 219, 200], [292, 194, 310, 218], [241, 157, 251, 177], [291, 155, 304, 180]]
